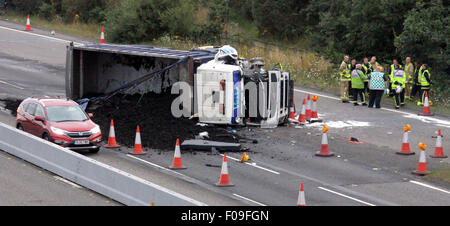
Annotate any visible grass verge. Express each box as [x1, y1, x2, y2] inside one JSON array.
[[426, 167, 450, 185], [0, 10, 100, 40]]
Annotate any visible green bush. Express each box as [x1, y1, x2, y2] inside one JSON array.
[[9, 0, 43, 15], [160, 1, 196, 37], [38, 2, 54, 20]]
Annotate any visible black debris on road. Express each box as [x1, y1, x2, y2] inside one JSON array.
[[0, 98, 21, 116], [89, 92, 241, 151]]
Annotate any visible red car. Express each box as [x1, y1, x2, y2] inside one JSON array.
[[15, 97, 102, 153]]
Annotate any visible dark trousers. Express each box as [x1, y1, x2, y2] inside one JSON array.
[[411, 84, 420, 98], [419, 86, 430, 103], [393, 89, 405, 108], [369, 90, 383, 108], [364, 82, 369, 96], [352, 88, 366, 104]]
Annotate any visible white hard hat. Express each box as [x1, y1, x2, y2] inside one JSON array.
[[395, 85, 403, 94], [215, 45, 238, 62]]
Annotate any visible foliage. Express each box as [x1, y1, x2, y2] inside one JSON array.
[[395, 0, 449, 104], [251, 0, 309, 40]]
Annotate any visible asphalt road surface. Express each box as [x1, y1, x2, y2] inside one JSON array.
[[0, 20, 450, 206]]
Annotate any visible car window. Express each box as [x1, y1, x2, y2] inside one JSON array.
[[34, 105, 45, 118], [26, 103, 37, 116], [45, 105, 88, 122], [21, 103, 29, 113]]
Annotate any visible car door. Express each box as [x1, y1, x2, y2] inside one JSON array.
[[31, 104, 46, 137], [23, 103, 37, 135]]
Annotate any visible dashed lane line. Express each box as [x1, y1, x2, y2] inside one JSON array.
[[318, 187, 376, 206], [0, 80, 25, 90], [126, 154, 186, 177], [233, 194, 266, 206], [220, 154, 280, 175], [410, 180, 450, 195]]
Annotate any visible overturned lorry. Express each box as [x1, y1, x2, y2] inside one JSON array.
[[65, 43, 294, 127]]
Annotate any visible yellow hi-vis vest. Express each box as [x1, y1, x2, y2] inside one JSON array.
[[419, 69, 431, 87], [339, 61, 351, 81], [404, 63, 413, 83]]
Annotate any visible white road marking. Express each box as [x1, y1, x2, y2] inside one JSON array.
[[294, 88, 450, 125], [233, 193, 266, 206], [123, 154, 207, 206], [0, 80, 25, 90], [126, 154, 186, 177], [0, 25, 82, 45], [410, 180, 450, 195], [220, 154, 280, 175], [53, 176, 82, 189], [318, 187, 376, 206], [294, 88, 340, 101]]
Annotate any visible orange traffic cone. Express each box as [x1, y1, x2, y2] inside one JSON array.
[[100, 26, 105, 44], [288, 106, 299, 124], [305, 94, 312, 121], [396, 124, 414, 155], [419, 91, 434, 116], [169, 138, 186, 169], [129, 125, 147, 155], [216, 154, 234, 187], [104, 119, 120, 148], [310, 96, 322, 122], [25, 15, 32, 31], [297, 99, 306, 124], [315, 126, 335, 157], [297, 182, 306, 206], [412, 143, 430, 176], [430, 129, 447, 158]]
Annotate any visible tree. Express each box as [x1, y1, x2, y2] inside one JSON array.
[[251, 0, 310, 40], [395, 0, 449, 96], [395, 0, 449, 69]]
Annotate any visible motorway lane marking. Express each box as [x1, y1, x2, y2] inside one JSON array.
[[0, 80, 25, 90], [318, 187, 376, 206], [219, 154, 280, 175], [126, 154, 186, 177], [410, 180, 450, 195], [233, 194, 266, 206], [0, 25, 82, 45], [53, 176, 82, 189], [294, 88, 450, 125], [123, 154, 207, 206]]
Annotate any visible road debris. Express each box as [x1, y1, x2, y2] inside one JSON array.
[[181, 139, 241, 151], [88, 92, 241, 150]]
